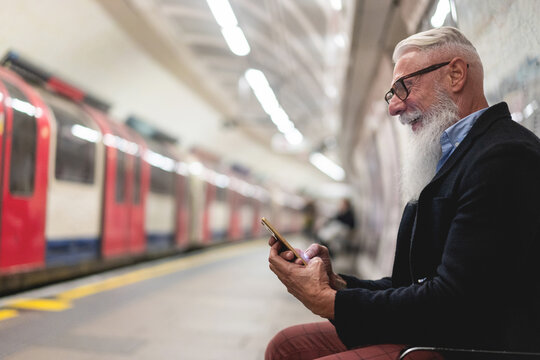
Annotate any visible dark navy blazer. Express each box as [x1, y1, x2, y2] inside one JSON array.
[[333, 102, 540, 351]]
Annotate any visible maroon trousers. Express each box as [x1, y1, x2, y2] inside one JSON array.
[[265, 321, 443, 360]]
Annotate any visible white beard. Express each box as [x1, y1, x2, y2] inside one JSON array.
[[400, 90, 460, 202]]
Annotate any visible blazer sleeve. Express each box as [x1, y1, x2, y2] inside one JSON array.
[[332, 142, 540, 348], [339, 274, 392, 290]]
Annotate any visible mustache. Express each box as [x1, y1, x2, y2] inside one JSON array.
[[399, 110, 422, 125]]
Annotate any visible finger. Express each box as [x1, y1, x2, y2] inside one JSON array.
[[270, 239, 283, 253], [280, 250, 295, 261], [268, 236, 277, 246], [297, 248, 310, 261], [307, 256, 323, 268], [269, 243, 289, 265], [304, 243, 322, 259], [293, 249, 309, 265]]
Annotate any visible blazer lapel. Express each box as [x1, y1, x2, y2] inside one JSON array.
[[409, 103, 510, 279], [430, 102, 510, 184]]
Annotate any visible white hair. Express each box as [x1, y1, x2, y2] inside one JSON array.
[[393, 27, 483, 73]]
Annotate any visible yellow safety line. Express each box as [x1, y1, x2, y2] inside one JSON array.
[[9, 298, 71, 311], [0, 309, 18, 321], [0, 239, 265, 322], [58, 239, 264, 301]]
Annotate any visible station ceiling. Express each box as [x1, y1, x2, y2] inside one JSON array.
[[97, 0, 409, 175]]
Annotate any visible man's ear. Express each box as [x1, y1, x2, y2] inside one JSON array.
[[448, 57, 468, 93]]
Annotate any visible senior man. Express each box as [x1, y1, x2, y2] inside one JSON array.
[[266, 26, 540, 360]]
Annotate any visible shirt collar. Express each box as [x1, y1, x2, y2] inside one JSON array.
[[441, 107, 488, 150], [436, 107, 488, 173]]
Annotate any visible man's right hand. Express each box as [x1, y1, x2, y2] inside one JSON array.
[[303, 243, 347, 290]]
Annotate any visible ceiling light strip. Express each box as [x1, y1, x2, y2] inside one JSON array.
[[245, 68, 303, 145], [206, 0, 250, 56], [309, 152, 345, 181]]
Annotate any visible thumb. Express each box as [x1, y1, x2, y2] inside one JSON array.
[[307, 256, 323, 269]]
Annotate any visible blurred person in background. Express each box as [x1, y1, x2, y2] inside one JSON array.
[[266, 26, 540, 360], [302, 199, 317, 239], [316, 198, 356, 258]]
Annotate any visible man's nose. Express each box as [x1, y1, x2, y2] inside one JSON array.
[[388, 95, 406, 116]]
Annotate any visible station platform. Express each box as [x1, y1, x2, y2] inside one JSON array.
[[0, 236, 324, 359]]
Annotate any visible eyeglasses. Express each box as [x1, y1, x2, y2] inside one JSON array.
[[384, 61, 451, 104]]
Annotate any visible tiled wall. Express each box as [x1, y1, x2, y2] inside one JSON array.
[[353, 0, 539, 278], [456, 0, 540, 135]]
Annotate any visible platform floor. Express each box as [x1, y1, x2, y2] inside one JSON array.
[[0, 237, 323, 359]]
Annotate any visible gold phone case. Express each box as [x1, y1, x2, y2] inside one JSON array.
[[261, 217, 307, 265]]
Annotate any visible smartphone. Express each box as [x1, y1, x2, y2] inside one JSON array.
[[261, 217, 308, 265]]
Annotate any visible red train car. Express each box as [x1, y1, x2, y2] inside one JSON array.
[[0, 52, 305, 295], [0, 66, 49, 273]]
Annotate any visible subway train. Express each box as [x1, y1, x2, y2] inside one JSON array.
[[0, 52, 304, 295]]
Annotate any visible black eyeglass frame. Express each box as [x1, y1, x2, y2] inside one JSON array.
[[384, 61, 451, 104]]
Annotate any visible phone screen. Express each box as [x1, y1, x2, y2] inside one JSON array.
[[261, 217, 308, 265]]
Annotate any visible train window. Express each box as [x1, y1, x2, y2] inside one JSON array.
[[133, 156, 141, 204], [150, 165, 174, 195], [50, 103, 96, 184], [180, 175, 190, 209], [216, 186, 227, 203], [3, 81, 37, 196], [115, 149, 126, 203]]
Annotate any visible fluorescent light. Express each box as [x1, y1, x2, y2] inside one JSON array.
[[284, 128, 304, 145], [449, 0, 458, 23], [176, 161, 189, 176], [431, 0, 450, 28], [10, 98, 41, 117], [334, 34, 346, 48], [71, 124, 101, 143], [330, 0, 342, 11], [245, 69, 280, 114], [206, 0, 238, 28], [309, 152, 345, 181], [511, 112, 524, 123], [325, 85, 337, 98], [144, 149, 175, 172], [215, 174, 230, 188], [523, 100, 538, 119], [270, 108, 294, 132], [221, 26, 250, 56], [207, 0, 251, 57], [245, 68, 269, 89], [188, 162, 204, 176], [245, 68, 303, 145]]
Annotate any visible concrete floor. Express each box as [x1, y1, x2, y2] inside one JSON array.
[[0, 237, 322, 359]]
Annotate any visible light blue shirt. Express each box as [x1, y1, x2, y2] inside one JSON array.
[[436, 107, 488, 172]]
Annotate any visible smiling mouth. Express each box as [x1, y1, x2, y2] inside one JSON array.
[[399, 111, 422, 127], [409, 116, 420, 125]]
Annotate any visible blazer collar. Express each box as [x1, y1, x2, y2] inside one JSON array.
[[429, 102, 510, 184]]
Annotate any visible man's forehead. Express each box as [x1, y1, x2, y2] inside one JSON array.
[[392, 51, 425, 82]]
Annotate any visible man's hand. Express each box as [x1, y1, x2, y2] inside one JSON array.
[[303, 243, 347, 291], [267, 238, 347, 291], [268, 239, 337, 319]]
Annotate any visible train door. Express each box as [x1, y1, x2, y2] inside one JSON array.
[[239, 195, 256, 240], [252, 199, 264, 238], [145, 145, 176, 251], [128, 151, 148, 254], [228, 190, 241, 241], [0, 72, 49, 271], [175, 172, 190, 248], [201, 182, 215, 244], [44, 96, 103, 266], [87, 109, 132, 258], [105, 142, 131, 257]]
